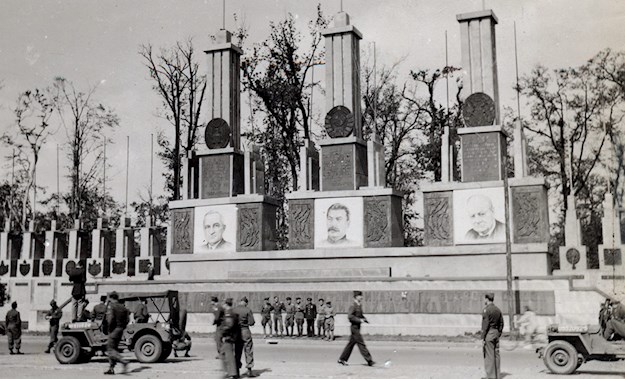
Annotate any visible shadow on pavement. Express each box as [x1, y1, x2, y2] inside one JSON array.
[[128, 366, 151, 373], [577, 370, 625, 377], [250, 368, 272, 377]]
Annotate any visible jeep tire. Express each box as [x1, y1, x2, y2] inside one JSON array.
[[134, 334, 163, 363], [54, 336, 81, 364], [543, 340, 579, 374]]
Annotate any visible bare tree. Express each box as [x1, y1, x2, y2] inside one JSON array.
[[139, 39, 207, 199], [51, 77, 119, 219], [1, 89, 55, 230]]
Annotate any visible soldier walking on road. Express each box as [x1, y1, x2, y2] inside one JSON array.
[[260, 297, 273, 338], [338, 291, 374, 367], [284, 297, 295, 337], [104, 292, 129, 375], [45, 300, 63, 353], [5, 301, 23, 355], [294, 297, 305, 337], [220, 298, 240, 379], [233, 296, 256, 378], [304, 297, 317, 337], [211, 296, 224, 359], [482, 292, 504, 379]]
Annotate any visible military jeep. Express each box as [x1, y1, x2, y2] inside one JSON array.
[[54, 290, 183, 364], [539, 323, 625, 374]]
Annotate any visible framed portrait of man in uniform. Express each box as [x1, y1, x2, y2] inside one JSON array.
[[453, 187, 507, 245], [314, 197, 363, 248], [193, 205, 237, 252]]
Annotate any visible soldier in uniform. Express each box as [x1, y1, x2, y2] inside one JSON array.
[[45, 300, 63, 353], [134, 299, 149, 323], [5, 301, 23, 355], [272, 296, 285, 337], [92, 295, 108, 334], [324, 301, 336, 341], [304, 297, 317, 337], [294, 297, 305, 337], [284, 297, 295, 337], [220, 298, 240, 379], [260, 297, 273, 338], [69, 260, 87, 322], [338, 291, 374, 367], [481, 292, 504, 379], [211, 296, 224, 359], [233, 296, 256, 377], [104, 291, 129, 375], [316, 298, 326, 338], [604, 300, 625, 340], [78, 299, 91, 321]]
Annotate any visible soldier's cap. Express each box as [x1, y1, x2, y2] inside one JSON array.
[[353, 290, 363, 297], [264, 297, 270, 301], [240, 296, 248, 303], [286, 297, 291, 300], [100, 295, 107, 302], [485, 293, 495, 301], [225, 298, 233, 306], [326, 301, 332, 305], [307, 297, 312, 301], [50, 300, 57, 306], [211, 296, 219, 302], [109, 291, 119, 300], [296, 297, 301, 300], [318, 298, 324, 302]]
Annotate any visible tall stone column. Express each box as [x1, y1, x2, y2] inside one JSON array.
[[320, 12, 368, 191], [457, 9, 500, 124]]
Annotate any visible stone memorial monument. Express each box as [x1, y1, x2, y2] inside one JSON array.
[[169, 28, 279, 256], [598, 192, 623, 274], [420, 9, 550, 275], [286, 10, 403, 250]]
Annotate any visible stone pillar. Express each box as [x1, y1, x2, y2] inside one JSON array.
[[441, 127, 450, 182], [244, 146, 265, 195], [366, 140, 385, 188], [513, 120, 529, 178], [67, 219, 81, 261], [0, 219, 9, 261], [86, 217, 106, 279], [298, 139, 320, 191], [319, 12, 368, 191], [112, 216, 132, 277], [599, 192, 623, 273], [457, 9, 500, 124], [564, 195, 582, 246], [557, 194, 588, 273]]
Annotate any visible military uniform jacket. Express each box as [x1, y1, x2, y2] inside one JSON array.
[[285, 304, 296, 318], [481, 303, 504, 340], [273, 301, 285, 316], [47, 307, 63, 326], [92, 303, 107, 321], [5, 309, 21, 333], [233, 305, 255, 328], [212, 304, 224, 326], [294, 303, 305, 319], [69, 266, 86, 298], [347, 301, 366, 327], [324, 306, 336, 319], [260, 303, 274, 319], [107, 302, 130, 330], [304, 303, 317, 320], [220, 309, 240, 341]]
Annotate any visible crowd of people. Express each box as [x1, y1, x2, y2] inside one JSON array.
[[258, 296, 336, 340]]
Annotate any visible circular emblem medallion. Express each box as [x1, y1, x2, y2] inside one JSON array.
[[566, 248, 581, 269], [324, 106, 354, 138], [204, 118, 231, 149], [462, 92, 496, 127]]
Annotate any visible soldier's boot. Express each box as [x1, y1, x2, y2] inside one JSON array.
[[44, 348, 50, 354], [247, 368, 256, 377], [121, 362, 128, 374], [9, 349, 14, 355], [104, 368, 115, 375], [15, 350, 23, 355]]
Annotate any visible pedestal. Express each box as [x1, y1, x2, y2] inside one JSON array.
[[286, 188, 404, 250], [320, 137, 368, 191], [195, 148, 245, 199], [169, 194, 279, 255], [457, 126, 507, 183], [112, 219, 134, 279]]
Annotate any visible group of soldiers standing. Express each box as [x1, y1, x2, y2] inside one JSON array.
[[259, 296, 336, 340]]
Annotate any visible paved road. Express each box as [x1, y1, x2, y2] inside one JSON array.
[[0, 335, 623, 378]]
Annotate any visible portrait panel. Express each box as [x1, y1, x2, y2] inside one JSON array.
[[193, 204, 237, 252], [453, 187, 506, 245], [314, 197, 363, 248]]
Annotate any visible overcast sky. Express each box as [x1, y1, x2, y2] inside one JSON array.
[[0, 0, 624, 210]]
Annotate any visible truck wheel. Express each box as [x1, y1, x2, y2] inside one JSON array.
[[543, 340, 578, 374], [54, 336, 81, 364], [134, 334, 163, 363]]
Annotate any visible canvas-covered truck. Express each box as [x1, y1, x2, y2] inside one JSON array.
[[54, 290, 185, 364]]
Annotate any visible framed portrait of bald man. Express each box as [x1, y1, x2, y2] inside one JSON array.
[[193, 205, 237, 252], [314, 197, 364, 248], [453, 188, 507, 245]]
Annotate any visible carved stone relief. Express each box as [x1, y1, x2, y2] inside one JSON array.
[[239, 207, 260, 251], [172, 208, 194, 254], [423, 192, 453, 246]]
